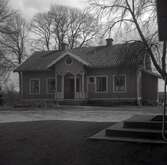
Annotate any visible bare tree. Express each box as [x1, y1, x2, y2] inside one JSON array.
[[0, 0, 16, 83], [0, 0, 15, 34], [0, 13, 28, 65], [0, 13, 28, 92], [89, 0, 167, 140], [89, 0, 165, 78], [50, 5, 100, 50], [30, 4, 100, 51], [66, 8, 99, 49], [0, 51, 14, 82], [49, 5, 70, 50], [31, 12, 53, 51]]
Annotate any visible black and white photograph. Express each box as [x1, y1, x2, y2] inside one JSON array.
[[0, 0, 167, 164]]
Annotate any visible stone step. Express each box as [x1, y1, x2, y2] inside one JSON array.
[[90, 115, 167, 144], [123, 115, 167, 130], [105, 122, 167, 140], [89, 129, 167, 144], [123, 121, 166, 130]]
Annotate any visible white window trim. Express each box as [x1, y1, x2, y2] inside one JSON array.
[[113, 74, 127, 93], [87, 76, 96, 93], [29, 79, 40, 95], [88, 76, 95, 84], [95, 75, 108, 93], [47, 77, 56, 94]]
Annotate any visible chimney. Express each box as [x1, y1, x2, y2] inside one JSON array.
[[61, 42, 69, 51], [106, 38, 113, 47]]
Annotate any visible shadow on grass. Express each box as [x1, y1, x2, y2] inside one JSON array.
[[0, 120, 166, 165]]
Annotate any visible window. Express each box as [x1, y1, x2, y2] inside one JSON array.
[[30, 79, 40, 95], [57, 75, 62, 92], [66, 56, 72, 65], [113, 75, 126, 92], [89, 77, 95, 83], [96, 76, 107, 92], [47, 78, 55, 93]]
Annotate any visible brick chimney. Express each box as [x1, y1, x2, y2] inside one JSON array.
[[106, 38, 113, 47]]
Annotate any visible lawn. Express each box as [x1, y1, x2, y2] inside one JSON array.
[[0, 120, 166, 165]]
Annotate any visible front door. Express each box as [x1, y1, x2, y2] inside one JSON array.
[[64, 74, 75, 99]]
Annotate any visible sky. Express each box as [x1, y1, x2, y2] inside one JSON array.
[[9, 0, 87, 19]]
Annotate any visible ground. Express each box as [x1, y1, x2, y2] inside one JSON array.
[[0, 105, 162, 123], [0, 105, 166, 165]]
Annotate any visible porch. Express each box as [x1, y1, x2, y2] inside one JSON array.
[[55, 72, 87, 101]]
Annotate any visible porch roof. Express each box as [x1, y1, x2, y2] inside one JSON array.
[[14, 41, 147, 72]]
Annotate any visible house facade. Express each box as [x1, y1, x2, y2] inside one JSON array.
[[15, 39, 159, 105]]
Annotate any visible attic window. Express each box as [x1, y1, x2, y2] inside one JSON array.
[[66, 56, 72, 65]]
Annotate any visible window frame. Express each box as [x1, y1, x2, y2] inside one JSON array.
[[95, 75, 108, 93], [113, 74, 127, 93], [88, 76, 95, 84], [65, 56, 73, 65], [47, 78, 56, 94], [29, 79, 40, 95]]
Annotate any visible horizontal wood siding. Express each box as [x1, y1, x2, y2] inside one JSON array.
[[54, 56, 85, 75], [87, 67, 137, 99], [22, 70, 55, 99], [142, 72, 158, 103]]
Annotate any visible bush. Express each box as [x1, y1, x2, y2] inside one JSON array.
[[0, 86, 3, 106], [3, 90, 21, 107]]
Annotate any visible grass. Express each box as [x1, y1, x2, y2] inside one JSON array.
[[0, 120, 167, 165]]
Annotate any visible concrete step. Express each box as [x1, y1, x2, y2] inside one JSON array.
[[90, 115, 167, 144], [123, 121, 166, 130], [90, 129, 167, 144], [123, 115, 167, 130], [106, 122, 166, 140]]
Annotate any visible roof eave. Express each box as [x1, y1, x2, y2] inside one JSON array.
[[47, 51, 91, 68], [142, 69, 162, 79]]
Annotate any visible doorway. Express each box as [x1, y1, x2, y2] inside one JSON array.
[[64, 73, 75, 99]]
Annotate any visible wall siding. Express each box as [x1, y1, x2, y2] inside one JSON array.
[[54, 56, 85, 75], [22, 70, 55, 99], [87, 67, 137, 99], [142, 72, 158, 103]]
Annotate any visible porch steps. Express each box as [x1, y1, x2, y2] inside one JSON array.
[[59, 100, 86, 105], [90, 115, 167, 144]]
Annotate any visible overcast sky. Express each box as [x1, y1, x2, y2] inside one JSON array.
[[9, 0, 87, 19]]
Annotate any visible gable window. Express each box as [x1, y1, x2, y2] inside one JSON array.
[[47, 78, 56, 93], [96, 76, 107, 92], [66, 56, 72, 65], [113, 75, 126, 92], [30, 79, 40, 95]]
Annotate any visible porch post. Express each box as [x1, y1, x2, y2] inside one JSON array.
[[137, 69, 142, 105], [74, 74, 77, 99], [82, 72, 85, 97], [62, 74, 64, 99], [55, 73, 57, 100]]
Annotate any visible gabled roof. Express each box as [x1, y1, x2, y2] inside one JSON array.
[[14, 41, 147, 72], [47, 51, 90, 68]]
